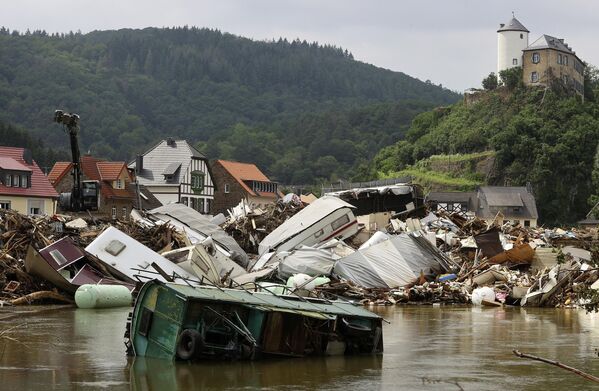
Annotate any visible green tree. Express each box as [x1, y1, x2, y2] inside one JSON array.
[[499, 67, 523, 90], [482, 72, 498, 90]]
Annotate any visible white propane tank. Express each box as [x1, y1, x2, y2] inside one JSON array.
[[75, 284, 132, 309]]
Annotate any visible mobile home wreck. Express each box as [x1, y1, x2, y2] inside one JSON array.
[[126, 280, 383, 361], [258, 196, 358, 255]]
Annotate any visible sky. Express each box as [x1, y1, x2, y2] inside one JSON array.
[[2, 0, 598, 92]]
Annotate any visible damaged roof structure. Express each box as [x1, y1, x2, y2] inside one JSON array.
[[324, 182, 424, 217], [427, 185, 539, 228]]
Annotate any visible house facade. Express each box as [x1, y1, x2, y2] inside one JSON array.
[[0, 147, 58, 215], [210, 159, 280, 215], [521, 35, 585, 95], [49, 156, 138, 219], [128, 139, 214, 214], [497, 16, 585, 96], [427, 186, 539, 227]]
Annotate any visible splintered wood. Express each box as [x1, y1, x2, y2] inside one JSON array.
[[0, 209, 186, 303]]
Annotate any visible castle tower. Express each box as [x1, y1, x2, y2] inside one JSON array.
[[497, 15, 529, 77]]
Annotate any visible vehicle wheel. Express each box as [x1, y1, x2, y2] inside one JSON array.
[[176, 329, 203, 360]]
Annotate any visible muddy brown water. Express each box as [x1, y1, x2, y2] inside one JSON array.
[[1, 305, 599, 390]]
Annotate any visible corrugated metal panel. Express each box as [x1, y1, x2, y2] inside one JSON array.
[[165, 283, 380, 319]]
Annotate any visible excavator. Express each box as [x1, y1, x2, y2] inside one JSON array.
[[53, 110, 99, 212]]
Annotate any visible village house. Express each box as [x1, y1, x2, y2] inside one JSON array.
[[48, 155, 148, 219], [210, 159, 281, 215], [128, 139, 214, 214], [497, 15, 585, 96], [427, 185, 539, 227], [0, 146, 58, 215]]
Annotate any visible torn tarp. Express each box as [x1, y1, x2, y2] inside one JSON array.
[[148, 203, 248, 268], [333, 232, 451, 288], [275, 246, 336, 279]]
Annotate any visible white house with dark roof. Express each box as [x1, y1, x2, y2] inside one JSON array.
[[128, 138, 215, 214]]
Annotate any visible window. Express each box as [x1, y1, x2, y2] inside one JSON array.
[[512, 58, 518, 65], [331, 214, 350, 231], [564, 55, 568, 66], [49, 249, 68, 266], [531, 72, 538, 83], [122, 207, 127, 219], [27, 199, 43, 215], [181, 197, 188, 206], [532, 53, 540, 64], [563, 75, 569, 84], [224, 184, 230, 194], [116, 179, 123, 189], [198, 198, 205, 213], [12, 174, 19, 187], [20, 174, 27, 188], [5, 174, 11, 187], [190, 171, 204, 194], [520, 33, 523, 39], [557, 54, 562, 64], [0, 201, 10, 210], [111, 207, 117, 219], [524, 220, 531, 227]]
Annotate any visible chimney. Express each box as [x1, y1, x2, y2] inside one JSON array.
[[166, 138, 176, 147], [22, 149, 33, 165], [135, 155, 144, 173], [499, 23, 505, 28]]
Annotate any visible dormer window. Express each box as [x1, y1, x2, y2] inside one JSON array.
[[3, 172, 31, 188], [162, 162, 181, 182]]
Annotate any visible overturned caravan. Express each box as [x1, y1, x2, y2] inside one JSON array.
[[126, 280, 383, 361]]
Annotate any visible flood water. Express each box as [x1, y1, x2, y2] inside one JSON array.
[[2, 305, 599, 390]]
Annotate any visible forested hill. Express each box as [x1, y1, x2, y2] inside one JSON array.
[[369, 76, 599, 224], [0, 26, 459, 176]]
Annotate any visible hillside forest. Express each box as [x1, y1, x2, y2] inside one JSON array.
[[0, 26, 458, 183], [370, 66, 599, 224]]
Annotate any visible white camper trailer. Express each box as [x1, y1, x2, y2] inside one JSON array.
[[258, 196, 358, 255], [85, 226, 199, 285]]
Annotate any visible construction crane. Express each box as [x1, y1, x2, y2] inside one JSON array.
[[53, 110, 99, 212]]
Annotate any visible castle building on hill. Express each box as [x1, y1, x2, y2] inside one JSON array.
[[497, 15, 585, 96]]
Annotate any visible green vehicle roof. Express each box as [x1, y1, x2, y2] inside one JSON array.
[[163, 282, 381, 319]]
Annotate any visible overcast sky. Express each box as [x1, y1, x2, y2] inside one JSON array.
[[2, 0, 598, 91]]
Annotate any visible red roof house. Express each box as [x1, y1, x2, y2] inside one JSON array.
[[210, 159, 281, 214], [0, 146, 58, 215]]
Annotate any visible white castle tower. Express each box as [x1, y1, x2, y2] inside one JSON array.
[[497, 14, 529, 76]]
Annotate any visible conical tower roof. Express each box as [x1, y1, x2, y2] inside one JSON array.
[[497, 17, 529, 33]]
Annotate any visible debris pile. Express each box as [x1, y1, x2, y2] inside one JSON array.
[[222, 199, 305, 254], [0, 209, 186, 303], [2, 192, 599, 310]]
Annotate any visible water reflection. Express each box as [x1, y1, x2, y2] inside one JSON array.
[[129, 355, 383, 390], [2, 305, 599, 390]]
